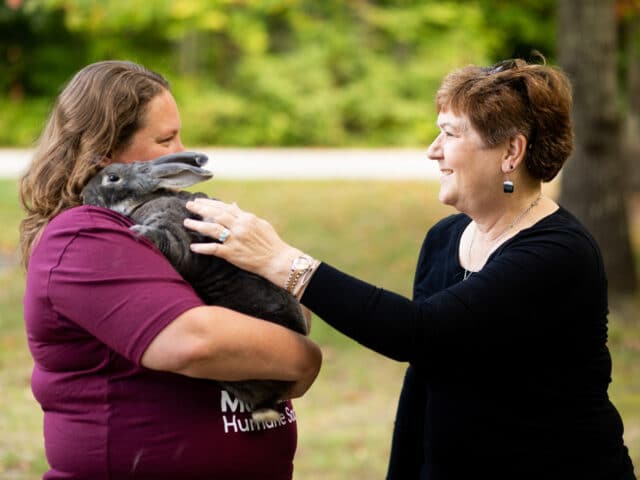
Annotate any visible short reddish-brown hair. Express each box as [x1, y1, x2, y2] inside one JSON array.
[[435, 58, 574, 182]]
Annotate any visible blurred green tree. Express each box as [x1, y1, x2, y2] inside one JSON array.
[[477, 0, 556, 60], [1, 0, 637, 294], [0, 0, 517, 147], [0, 2, 87, 98]]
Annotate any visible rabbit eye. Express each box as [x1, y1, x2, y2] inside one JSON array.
[[107, 174, 120, 182]]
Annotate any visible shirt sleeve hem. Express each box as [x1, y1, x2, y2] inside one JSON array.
[[129, 298, 205, 366]]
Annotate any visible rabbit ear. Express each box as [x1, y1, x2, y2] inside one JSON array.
[[146, 151, 213, 188], [149, 151, 209, 168], [149, 162, 214, 189]]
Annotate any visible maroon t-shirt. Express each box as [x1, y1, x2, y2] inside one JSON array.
[[24, 206, 298, 480]]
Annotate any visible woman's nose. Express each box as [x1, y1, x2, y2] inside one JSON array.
[[426, 134, 443, 160]]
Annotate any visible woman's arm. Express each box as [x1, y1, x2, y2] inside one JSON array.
[[182, 199, 598, 375], [42, 207, 321, 399], [181, 198, 558, 367], [141, 305, 322, 399], [182, 198, 425, 362]]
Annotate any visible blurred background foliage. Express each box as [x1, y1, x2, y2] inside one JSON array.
[[2, 2, 640, 476], [0, 0, 558, 148], [1, 1, 638, 289]]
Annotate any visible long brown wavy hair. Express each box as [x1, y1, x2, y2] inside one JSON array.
[[19, 60, 169, 267]]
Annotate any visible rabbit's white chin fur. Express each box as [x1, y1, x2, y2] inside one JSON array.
[[251, 408, 282, 423]]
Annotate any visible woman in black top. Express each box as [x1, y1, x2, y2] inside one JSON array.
[[184, 58, 637, 479]]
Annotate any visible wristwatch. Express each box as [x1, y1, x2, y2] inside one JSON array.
[[284, 254, 314, 294]]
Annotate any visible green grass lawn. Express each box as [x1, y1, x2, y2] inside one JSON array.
[[1, 178, 638, 479]]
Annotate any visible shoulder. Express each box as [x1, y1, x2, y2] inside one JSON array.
[[416, 213, 468, 268], [433, 212, 469, 232], [31, 206, 158, 270], [522, 206, 601, 256], [41, 205, 139, 247], [48, 205, 134, 232], [414, 213, 468, 293], [503, 206, 605, 280], [422, 213, 469, 249]]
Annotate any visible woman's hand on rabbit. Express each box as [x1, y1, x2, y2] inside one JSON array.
[[184, 198, 304, 287]]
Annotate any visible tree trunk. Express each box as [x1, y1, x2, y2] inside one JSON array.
[[557, 0, 637, 295], [623, 11, 640, 190]]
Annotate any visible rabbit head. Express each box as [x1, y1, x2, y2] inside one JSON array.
[[81, 151, 212, 216]]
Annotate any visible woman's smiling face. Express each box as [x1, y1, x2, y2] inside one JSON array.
[[427, 109, 505, 213]]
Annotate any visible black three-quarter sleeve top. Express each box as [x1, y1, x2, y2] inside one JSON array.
[[301, 207, 636, 480]]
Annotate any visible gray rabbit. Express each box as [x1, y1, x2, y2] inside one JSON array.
[[81, 152, 308, 422]]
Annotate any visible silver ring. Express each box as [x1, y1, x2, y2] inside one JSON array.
[[217, 227, 231, 243]]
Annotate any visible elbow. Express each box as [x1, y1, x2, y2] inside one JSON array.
[[301, 340, 323, 379], [287, 339, 323, 400]]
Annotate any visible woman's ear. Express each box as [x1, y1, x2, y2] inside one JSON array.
[[501, 134, 527, 173]]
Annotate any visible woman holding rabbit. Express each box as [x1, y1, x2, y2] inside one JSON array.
[[19, 60, 321, 480], [183, 58, 636, 479]]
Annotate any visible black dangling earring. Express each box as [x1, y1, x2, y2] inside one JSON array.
[[503, 180, 514, 193], [503, 165, 514, 193]]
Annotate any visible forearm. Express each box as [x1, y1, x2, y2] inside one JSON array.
[[142, 305, 322, 391], [301, 263, 422, 362]]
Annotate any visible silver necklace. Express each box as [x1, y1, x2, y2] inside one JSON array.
[[463, 193, 543, 280]]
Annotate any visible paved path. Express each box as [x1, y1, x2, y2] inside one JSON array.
[[0, 148, 440, 180]]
